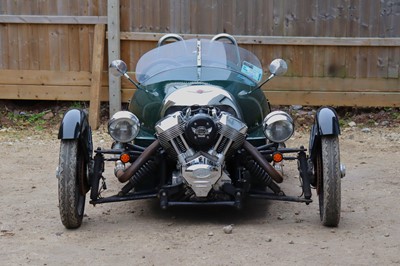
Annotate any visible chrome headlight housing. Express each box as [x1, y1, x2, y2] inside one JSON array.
[[263, 111, 294, 143], [108, 111, 140, 143]]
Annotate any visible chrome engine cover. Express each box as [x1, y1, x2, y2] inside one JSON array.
[[182, 153, 222, 197], [160, 83, 243, 119], [155, 107, 247, 198]]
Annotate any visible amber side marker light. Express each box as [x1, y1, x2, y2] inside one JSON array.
[[272, 152, 283, 163], [120, 153, 131, 163]]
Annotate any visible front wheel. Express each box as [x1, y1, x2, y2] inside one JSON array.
[[58, 140, 86, 229], [316, 136, 341, 227]]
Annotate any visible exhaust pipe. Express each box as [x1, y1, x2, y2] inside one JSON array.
[[242, 140, 283, 183], [115, 140, 161, 183]]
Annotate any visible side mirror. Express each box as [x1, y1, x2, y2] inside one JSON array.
[[269, 59, 288, 76], [109, 59, 142, 91], [109, 60, 128, 77], [242, 58, 288, 95]]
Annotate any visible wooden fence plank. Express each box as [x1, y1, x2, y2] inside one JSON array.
[[37, 24, 50, 70], [28, 24, 39, 70], [59, 25, 70, 71], [0, 15, 107, 24], [0, 70, 91, 85], [48, 24, 60, 70], [68, 25, 80, 71], [118, 32, 400, 46], [268, 77, 400, 92], [5, 82, 396, 108], [388, 2, 400, 79], [89, 24, 105, 129], [100, 74, 400, 108], [159, 0, 170, 32], [264, 91, 400, 107], [111, 88, 400, 108], [79, 25, 91, 71], [100, 74, 400, 93], [1, 1, 399, 112], [7, 24, 19, 69], [17, 24, 30, 70], [0, 85, 90, 100], [0, 24, 9, 68]]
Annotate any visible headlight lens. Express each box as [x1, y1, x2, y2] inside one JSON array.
[[263, 111, 294, 143], [108, 111, 140, 143]]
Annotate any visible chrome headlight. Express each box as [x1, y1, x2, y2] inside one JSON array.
[[263, 111, 294, 143], [108, 111, 140, 143]]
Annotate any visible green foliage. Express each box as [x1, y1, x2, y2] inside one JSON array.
[[338, 118, 348, 128], [392, 112, 400, 120], [70, 101, 84, 109], [366, 119, 376, 126], [27, 111, 47, 123], [6, 110, 49, 130]]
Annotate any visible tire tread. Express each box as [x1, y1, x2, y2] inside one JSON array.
[[320, 136, 341, 227], [58, 140, 85, 229]]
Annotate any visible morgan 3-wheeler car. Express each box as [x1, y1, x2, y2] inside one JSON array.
[[57, 33, 345, 229]]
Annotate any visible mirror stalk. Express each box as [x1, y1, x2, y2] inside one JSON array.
[[123, 73, 142, 91], [123, 73, 159, 96], [241, 74, 275, 96], [241, 59, 287, 95], [256, 73, 275, 91]]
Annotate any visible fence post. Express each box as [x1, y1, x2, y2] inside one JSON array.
[[89, 24, 106, 129], [107, 0, 121, 117]]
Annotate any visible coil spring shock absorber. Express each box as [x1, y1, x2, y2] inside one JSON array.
[[245, 160, 282, 194], [119, 160, 157, 195], [245, 160, 272, 185]]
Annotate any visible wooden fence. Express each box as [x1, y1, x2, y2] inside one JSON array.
[[0, 0, 399, 128]]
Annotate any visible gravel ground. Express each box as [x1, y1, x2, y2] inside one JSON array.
[[1, 124, 400, 266]]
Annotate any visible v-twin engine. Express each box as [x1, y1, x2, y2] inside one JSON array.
[[155, 106, 247, 197]]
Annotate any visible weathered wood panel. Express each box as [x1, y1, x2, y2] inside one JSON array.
[[0, 23, 95, 72], [0, 1, 107, 16], [0, 0, 399, 109], [99, 74, 400, 107], [115, 0, 400, 37], [117, 37, 400, 80], [0, 70, 92, 99], [0, 15, 107, 24], [0, 70, 92, 85], [0, 85, 91, 101], [264, 91, 400, 107]]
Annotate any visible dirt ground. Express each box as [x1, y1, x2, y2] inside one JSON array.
[[1, 122, 400, 266]]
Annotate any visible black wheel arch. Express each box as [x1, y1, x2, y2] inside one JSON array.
[[58, 109, 93, 163], [309, 107, 340, 160]]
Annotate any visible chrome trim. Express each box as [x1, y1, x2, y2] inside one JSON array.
[[108, 111, 140, 143], [160, 84, 242, 119], [263, 111, 294, 143]]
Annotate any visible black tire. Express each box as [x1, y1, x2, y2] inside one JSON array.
[[317, 136, 341, 227], [58, 140, 86, 229]]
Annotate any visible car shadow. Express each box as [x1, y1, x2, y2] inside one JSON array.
[[141, 198, 275, 226]]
